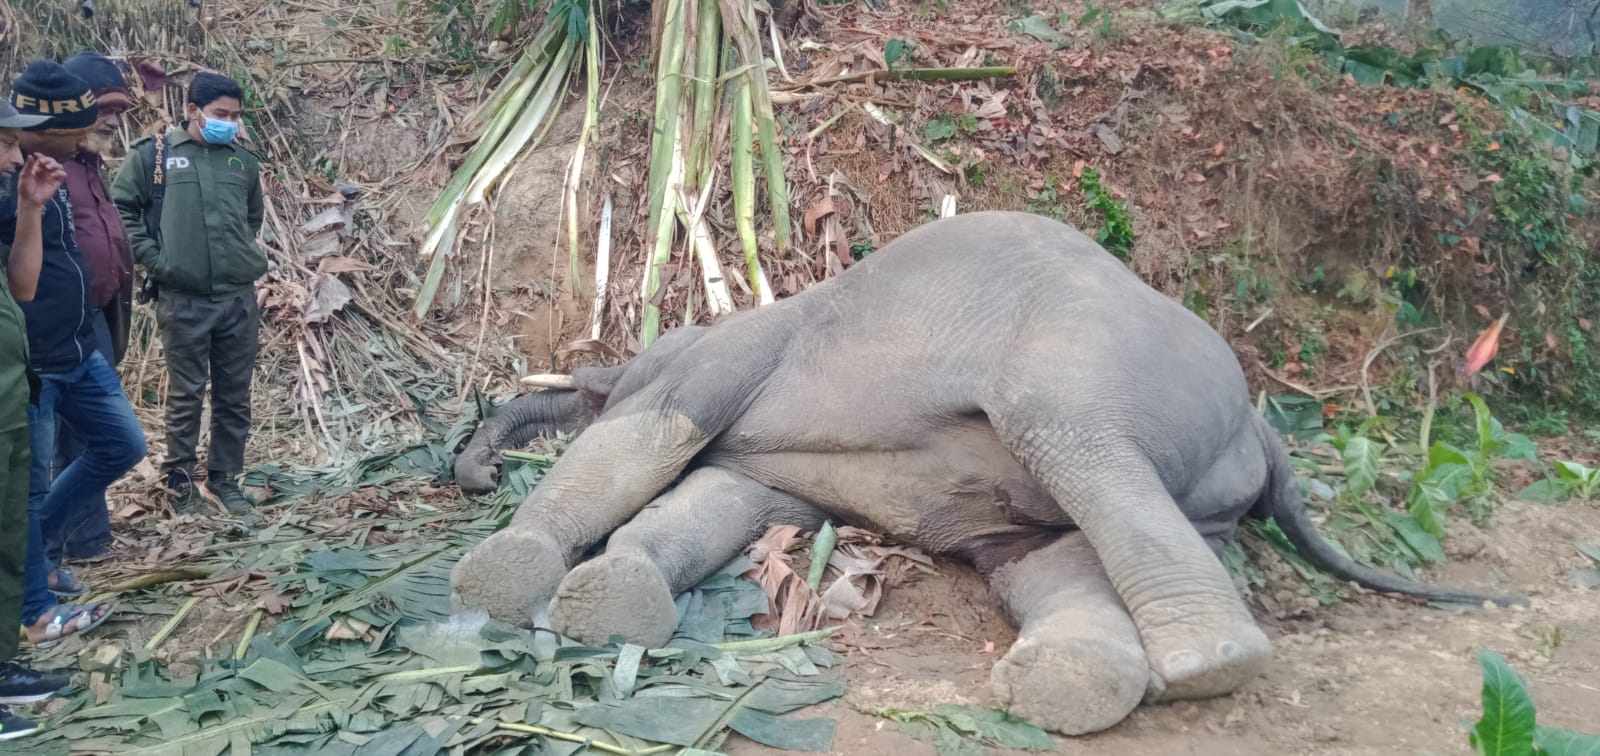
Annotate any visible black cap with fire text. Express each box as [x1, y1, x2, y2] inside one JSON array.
[[8, 60, 98, 131]]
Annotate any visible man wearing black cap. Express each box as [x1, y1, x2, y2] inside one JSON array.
[[0, 91, 74, 743], [45, 51, 137, 570], [2, 60, 136, 652]]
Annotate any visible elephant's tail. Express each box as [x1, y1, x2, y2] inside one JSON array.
[[1253, 414, 1528, 608]]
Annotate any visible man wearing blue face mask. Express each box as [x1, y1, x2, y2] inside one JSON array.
[[112, 71, 265, 516]]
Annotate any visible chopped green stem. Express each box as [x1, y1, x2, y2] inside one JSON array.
[[235, 609, 264, 661], [145, 595, 203, 652], [467, 716, 675, 755], [712, 625, 841, 652]]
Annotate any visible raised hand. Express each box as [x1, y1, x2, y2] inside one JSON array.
[[16, 153, 67, 210]]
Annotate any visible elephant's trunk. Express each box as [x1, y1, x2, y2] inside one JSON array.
[[455, 389, 596, 494]]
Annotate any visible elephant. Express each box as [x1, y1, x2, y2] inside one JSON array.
[[447, 211, 1521, 736]]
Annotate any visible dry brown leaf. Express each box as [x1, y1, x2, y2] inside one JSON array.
[[804, 197, 837, 236], [302, 231, 342, 261], [263, 592, 292, 616], [303, 273, 354, 324], [300, 205, 348, 235], [318, 255, 377, 274]]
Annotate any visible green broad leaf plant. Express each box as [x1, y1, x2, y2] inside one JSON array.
[[1470, 649, 1600, 756]]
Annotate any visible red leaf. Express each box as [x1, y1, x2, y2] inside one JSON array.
[[1460, 313, 1509, 380]]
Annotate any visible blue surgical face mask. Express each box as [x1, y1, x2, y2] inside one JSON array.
[[198, 112, 239, 145]]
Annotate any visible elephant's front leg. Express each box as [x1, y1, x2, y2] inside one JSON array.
[[548, 466, 827, 647], [981, 532, 1149, 735], [451, 390, 720, 627]]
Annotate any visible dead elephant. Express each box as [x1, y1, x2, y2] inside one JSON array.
[[448, 211, 1519, 736]]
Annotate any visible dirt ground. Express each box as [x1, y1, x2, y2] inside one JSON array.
[[725, 498, 1600, 755]]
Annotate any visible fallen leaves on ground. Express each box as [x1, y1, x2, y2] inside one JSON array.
[[33, 421, 856, 754], [745, 523, 937, 636]]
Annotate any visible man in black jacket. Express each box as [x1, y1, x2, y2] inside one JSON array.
[[0, 92, 73, 745], [2, 60, 134, 647]]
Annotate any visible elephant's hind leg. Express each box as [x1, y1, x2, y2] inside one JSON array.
[[548, 466, 826, 648], [984, 393, 1271, 703], [983, 532, 1148, 735]]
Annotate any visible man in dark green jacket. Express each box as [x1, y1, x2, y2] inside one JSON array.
[[111, 71, 265, 515]]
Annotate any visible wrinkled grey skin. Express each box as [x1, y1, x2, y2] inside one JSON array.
[[449, 211, 1522, 736]]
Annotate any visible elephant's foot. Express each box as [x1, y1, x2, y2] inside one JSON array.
[[548, 549, 679, 648], [990, 614, 1148, 735], [1140, 613, 1272, 703], [450, 526, 571, 628]]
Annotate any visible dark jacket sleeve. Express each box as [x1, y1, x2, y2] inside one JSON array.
[[112, 141, 160, 269], [247, 160, 264, 237]]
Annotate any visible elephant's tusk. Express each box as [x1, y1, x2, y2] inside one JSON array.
[[519, 373, 578, 390]]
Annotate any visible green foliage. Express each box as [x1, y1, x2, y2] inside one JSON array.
[[1472, 650, 1540, 755], [1196, 0, 1600, 163], [30, 401, 854, 753], [1472, 130, 1583, 266], [1470, 649, 1600, 755], [867, 704, 1053, 755], [37, 476, 845, 753], [885, 37, 916, 70], [1453, 123, 1600, 419], [1274, 392, 1535, 577], [1408, 393, 1536, 534], [922, 112, 979, 143], [1008, 14, 1071, 49], [1186, 0, 1600, 423], [1517, 459, 1600, 503], [1077, 167, 1135, 261], [1025, 176, 1066, 220], [1035, 63, 1063, 106]]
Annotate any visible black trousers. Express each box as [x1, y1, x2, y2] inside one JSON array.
[[156, 289, 260, 478]]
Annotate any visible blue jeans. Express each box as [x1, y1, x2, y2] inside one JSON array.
[[49, 315, 116, 562], [23, 351, 145, 625]]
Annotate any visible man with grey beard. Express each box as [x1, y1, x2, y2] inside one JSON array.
[[44, 51, 136, 583]]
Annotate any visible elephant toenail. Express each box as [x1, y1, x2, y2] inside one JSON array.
[[1162, 649, 1205, 679], [1217, 641, 1243, 660]]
